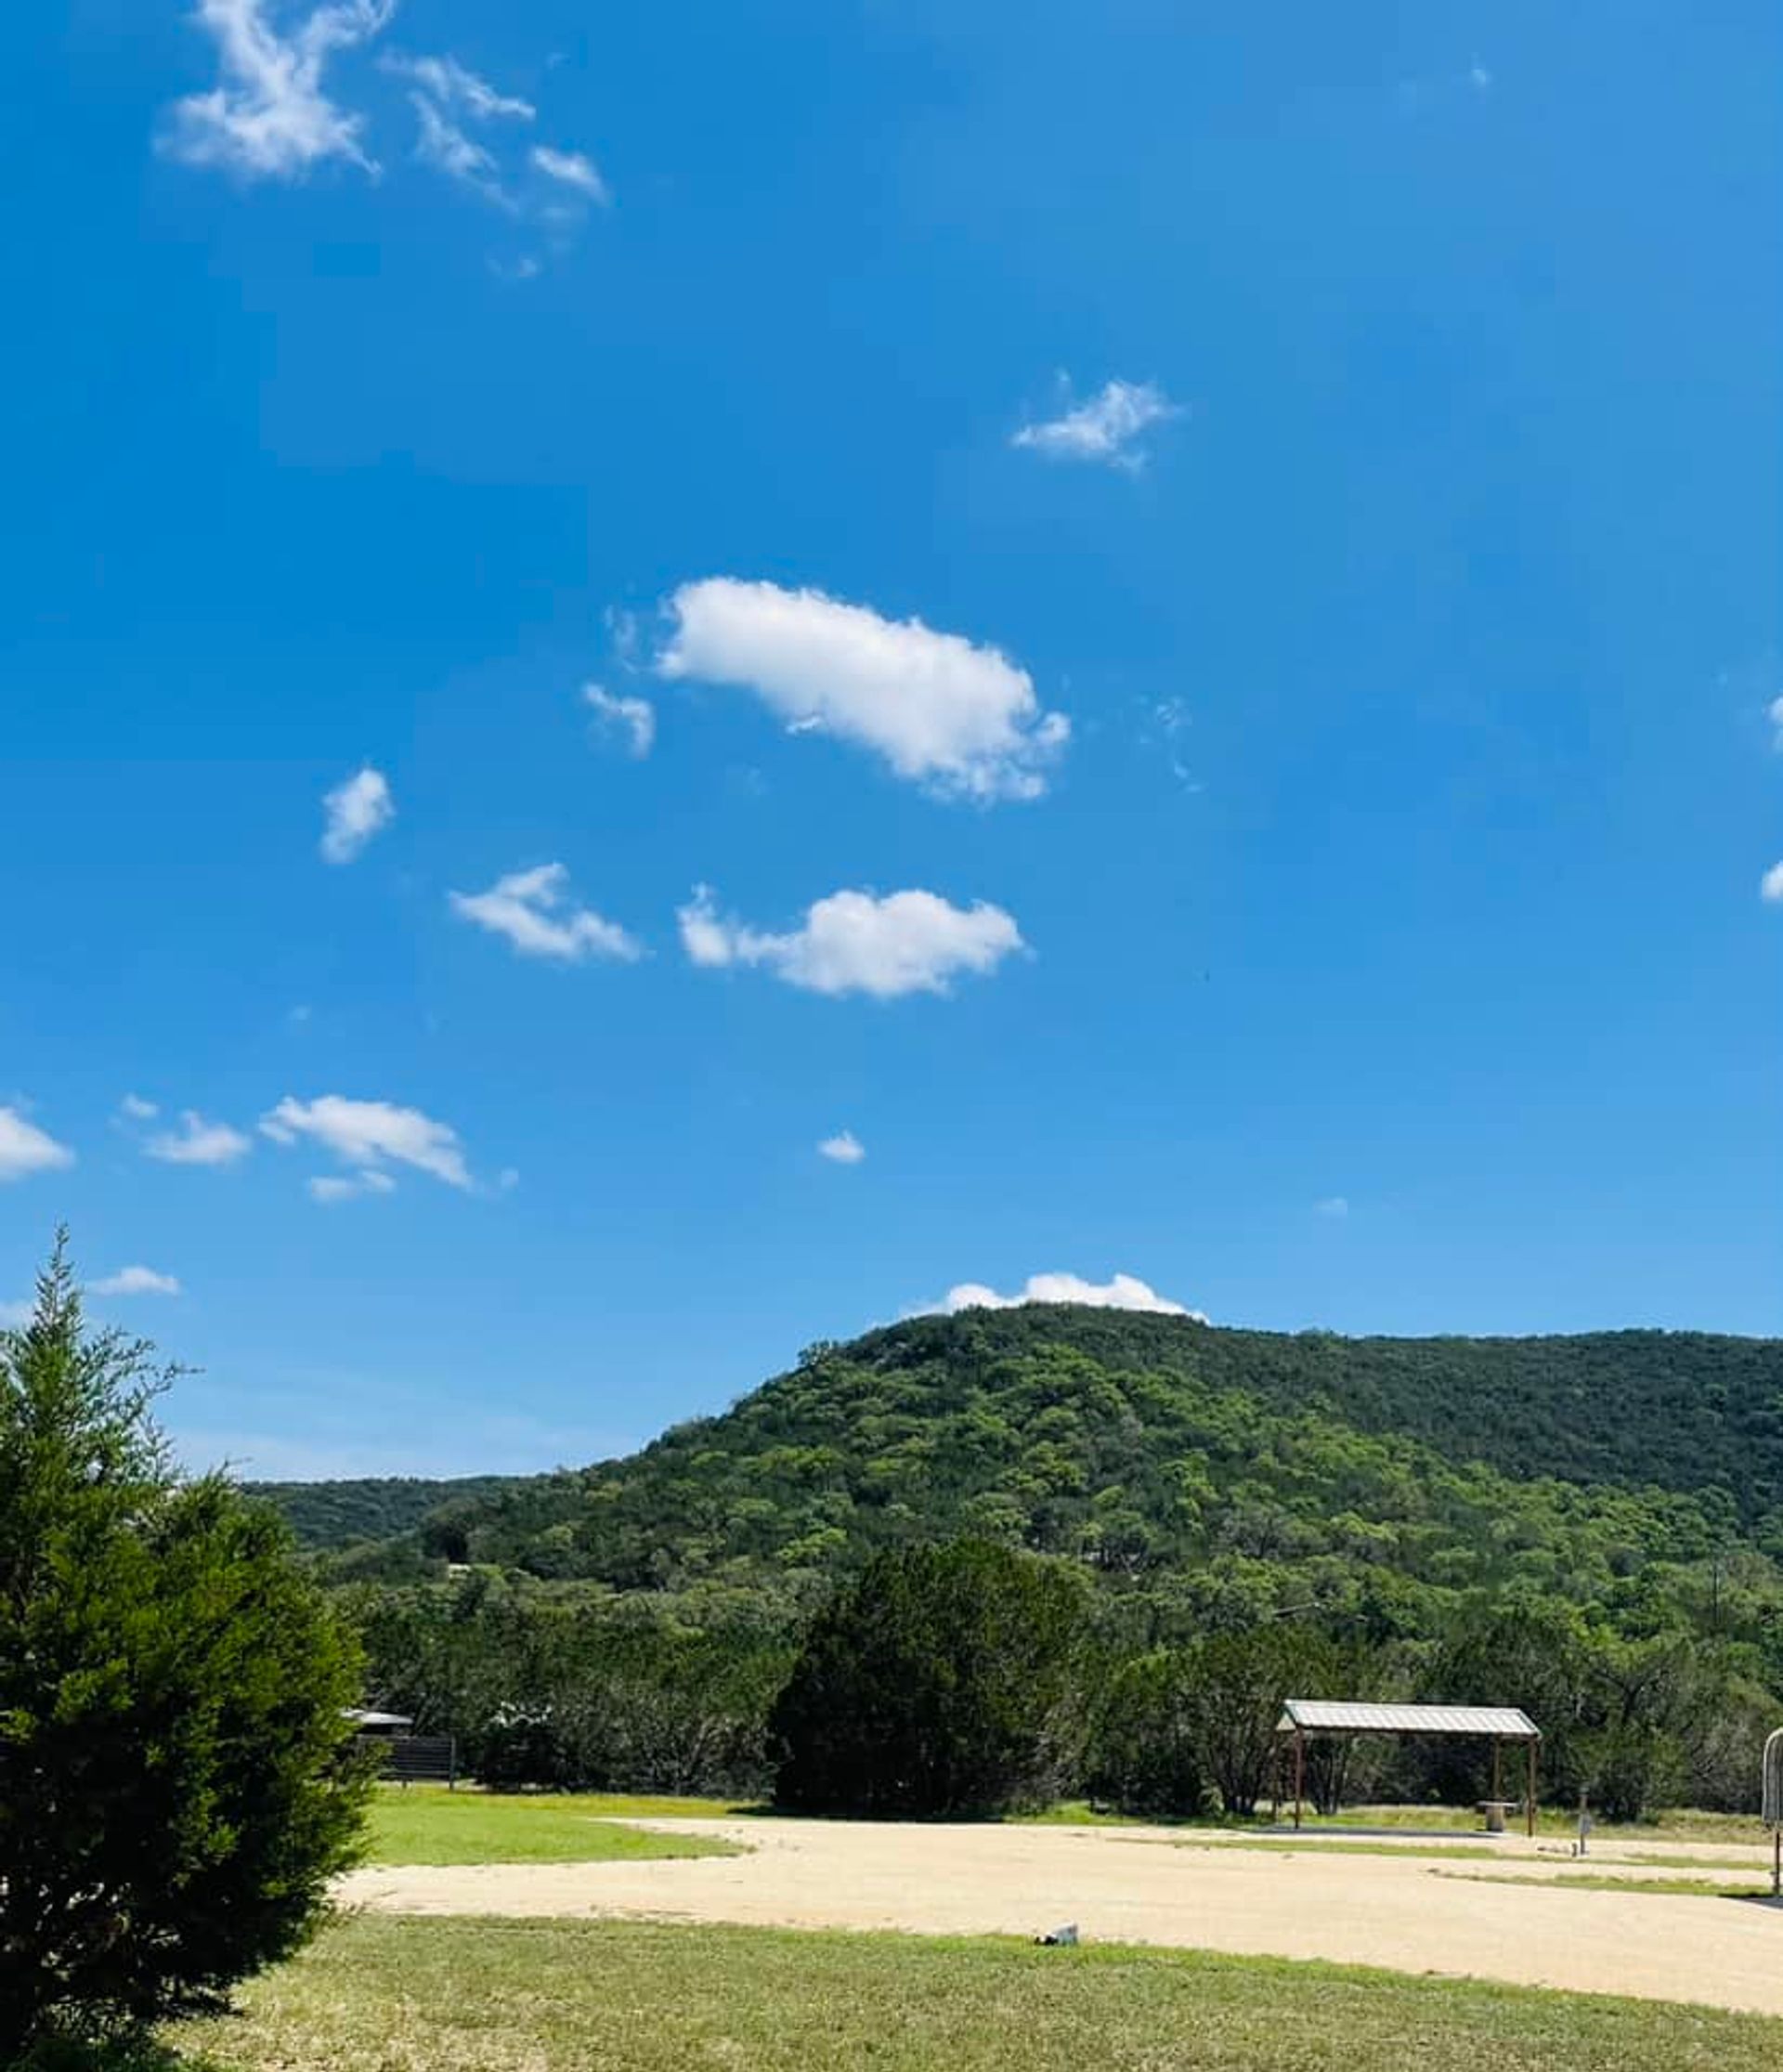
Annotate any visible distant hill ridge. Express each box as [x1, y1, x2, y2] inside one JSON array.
[[255, 1310, 1783, 1619], [245, 1473, 523, 1549]]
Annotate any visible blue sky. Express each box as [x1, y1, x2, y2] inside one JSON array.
[[5, 1, 1779, 1478]]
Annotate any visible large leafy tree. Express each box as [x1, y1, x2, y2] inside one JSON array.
[[771, 1538, 1087, 1818], [0, 1239, 372, 2060]]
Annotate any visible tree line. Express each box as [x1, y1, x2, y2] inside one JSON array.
[[350, 1540, 1781, 1823]]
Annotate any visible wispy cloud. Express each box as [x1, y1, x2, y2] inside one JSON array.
[[531, 145, 611, 205], [1313, 1195, 1350, 1219], [409, 92, 503, 194], [163, 16, 608, 271], [144, 1111, 254, 1167], [1013, 378, 1180, 472], [379, 51, 535, 123], [119, 1093, 160, 1122], [263, 1094, 474, 1190], [161, 0, 395, 182], [450, 863, 643, 963], [307, 1168, 397, 1204], [89, 1266, 182, 1297], [818, 1131, 865, 1165], [680, 884, 1024, 999], [1762, 861, 1783, 905], [932, 1271, 1204, 1319], [1768, 695, 1783, 749], [319, 765, 393, 864], [0, 1107, 75, 1183], [584, 684, 656, 758], [658, 579, 1068, 802]]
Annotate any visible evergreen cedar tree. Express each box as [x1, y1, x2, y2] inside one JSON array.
[[771, 1539, 1087, 1817], [0, 1240, 372, 2062]]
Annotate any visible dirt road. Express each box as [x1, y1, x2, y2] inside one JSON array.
[[338, 1818, 1783, 2015]]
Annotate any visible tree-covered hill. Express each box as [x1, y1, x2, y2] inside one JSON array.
[[263, 1309, 1783, 1648], [246, 1473, 522, 1549]]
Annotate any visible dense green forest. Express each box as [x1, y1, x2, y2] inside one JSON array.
[[258, 1309, 1783, 1817], [248, 1473, 522, 1550]]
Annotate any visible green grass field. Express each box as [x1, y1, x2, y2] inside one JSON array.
[[172, 1916, 1783, 2072], [1028, 1800, 1771, 1846], [1432, 1869, 1776, 1899], [364, 1788, 740, 1866]]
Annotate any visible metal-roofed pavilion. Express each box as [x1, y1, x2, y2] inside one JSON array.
[[1278, 1701, 1538, 1740], [1275, 1700, 1542, 1835]]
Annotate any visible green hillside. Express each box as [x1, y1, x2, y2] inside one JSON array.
[[281, 1309, 1783, 1811], [247, 1473, 523, 1549], [273, 1310, 1783, 1643]]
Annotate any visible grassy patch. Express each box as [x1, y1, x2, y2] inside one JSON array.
[[1432, 1869, 1776, 1900], [174, 1916, 1783, 2072], [1302, 1805, 1769, 1847], [1154, 1834, 1505, 1862], [364, 1789, 740, 1866], [1033, 1802, 1773, 1850]]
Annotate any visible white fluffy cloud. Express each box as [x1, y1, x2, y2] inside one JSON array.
[[531, 145, 611, 203], [319, 765, 394, 864], [1013, 378, 1180, 471], [679, 885, 1024, 999], [584, 684, 656, 757], [145, 1111, 254, 1167], [936, 1272, 1203, 1319], [161, 0, 394, 181], [1763, 861, 1783, 904], [119, 1093, 160, 1122], [307, 1168, 397, 1204], [450, 863, 643, 963], [90, 1266, 182, 1297], [0, 1107, 74, 1183], [818, 1130, 865, 1165], [263, 1095, 473, 1189], [1768, 695, 1783, 749], [657, 579, 1068, 802]]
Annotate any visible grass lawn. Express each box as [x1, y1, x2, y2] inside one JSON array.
[[173, 1916, 1783, 2072], [1031, 1801, 1771, 1848], [1432, 1869, 1776, 1900], [364, 1788, 741, 1866]]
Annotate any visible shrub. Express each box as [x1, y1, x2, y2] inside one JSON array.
[[0, 1240, 372, 2060]]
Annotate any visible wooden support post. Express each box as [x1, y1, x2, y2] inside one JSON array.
[[1491, 1738, 1502, 1802], [1526, 1740, 1538, 1839], [1293, 1727, 1305, 1831], [1773, 1829, 1779, 1899]]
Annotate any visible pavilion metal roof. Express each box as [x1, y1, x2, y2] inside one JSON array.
[[1276, 1701, 1540, 1740]]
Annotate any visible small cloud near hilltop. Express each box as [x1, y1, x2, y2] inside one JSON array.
[[930, 1271, 1204, 1320]]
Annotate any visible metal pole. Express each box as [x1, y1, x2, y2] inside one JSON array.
[[1294, 1728, 1305, 1831], [1491, 1739, 1502, 1802], [1527, 1740, 1538, 1839], [1774, 1829, 1779, 1899]]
